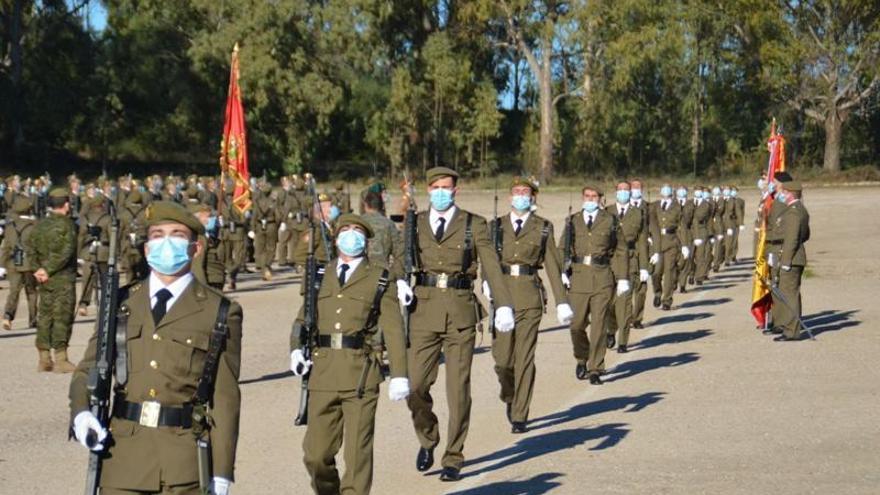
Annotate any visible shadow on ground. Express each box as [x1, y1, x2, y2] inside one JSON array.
[[678, 298, 732, 309], [0, 330, 36, 340], [446, 472, 564, 495], [803, 309, 861, 336], [604, 352, 700, 383], [633, 330, 713, 351], [651, 312, 713, 326], [527, 392, 666, 432]]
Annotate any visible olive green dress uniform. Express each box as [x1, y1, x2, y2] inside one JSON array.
[[220, 199, 248, 287], [407, 184, 513, 471], [729, 195, 745, 263], [291, 253, 407, 495], [1, 197, 39, 327], [604, 203, 647, 348], [285, 184, 311, 266], [721, 197, 737, 265], [628, 199, 650, 325], [562, 208, 628, 377], [692, 198, 712, 283], [189, 205, 226, 292], [251, 186, 278, 275], [710, 197, 726, 271], [78, 199, 113, 309], [491, 210, 566, 423], [26, 200, 78, 352], [120, 192, 149, 283], [773, 192, 810, 339], [676, 197, 695, 290], [361, 211, 404, 279], [293, 220, 336, 267], [274, 187, 297, 266], [648, 198, 683, 307], [333, 186, 352, 214]]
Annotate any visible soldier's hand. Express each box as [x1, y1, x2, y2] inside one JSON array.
[[0, 267, 6, 279], [639, 269, 650, 282], [495, 306, 515, 333], [561, 272, 571, 289], [681, 246, 691, 259], [247, 230, 255, 239], [279, 222, 287, 233], [396, 280, 414, 306], [73, 411, 107, 451], [34, 268, 49, 283], [616, 279, 631, 296], [726, 228, 734, 236], [210, 477, 231, 495], [388, 377, 410, 401], [289, 350, 312, 376], [716, 234, 724, 241], [481, 280, 491, 300], [649, 253, 660, 265], [693, 238, 704, 247], [556, 304, 574, 326], [781, 265, 791, 272], [739, 225, 745, 231]]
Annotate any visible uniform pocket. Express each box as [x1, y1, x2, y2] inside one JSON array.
[[166, 332, 210, 375]]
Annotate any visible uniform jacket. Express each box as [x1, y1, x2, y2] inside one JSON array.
[[560, 209, 628, 294], [692, 200, 711, 240], [25, 212, 77, 285], [608, 204, 648, 274], [649, 199, 683, 252], [0, 215, 37, 271], [780, 201, 810, 267]]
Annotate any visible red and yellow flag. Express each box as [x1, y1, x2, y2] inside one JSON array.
[[220, 43, 251, 214], [750, 119, 786, 327]]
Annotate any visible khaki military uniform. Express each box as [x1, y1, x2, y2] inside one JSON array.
[[628, 200, 650, 325], [692, 199, 712, 283], [291, 258, 407, 495], [78, 202, 113, 309], [490, 212, 566, 423], [407, 207, 512, 471], [193, 227, 226, 291], [604, 204, 647, 348], [771, 201, 810, 338], [293, 221, 335, 267], [361, 211, 404, 279], [649, 199, 683, 307], [119, 201, 149, 283], [561, 209, 628, 376], [69, 275, 243, 494], [710, 197, 726, 271], [251, 191, 278, 275], [728, 196, 745, 263], [676, 198, 695, 290], [220, 201, 248, 287], [1, 208, 39, 327]]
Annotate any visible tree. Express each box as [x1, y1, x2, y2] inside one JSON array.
[[468, 80, 503, 177]]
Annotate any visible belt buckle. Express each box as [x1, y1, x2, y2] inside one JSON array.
[[583, 255, 592, 266], [510, 264, 521, 277], [139, 401, 161, 428], [437, 273, 448, 289], [330, 333, 344, 350]]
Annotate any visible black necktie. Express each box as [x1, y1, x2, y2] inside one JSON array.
[[587, 214, 593, 229], [620, 207, 626, 218], [663, 201, 668, 211], [338, 263, 350, 286], [514, 219, 523, 236], [435, 217, 446, 241], [152, 289, 173, 326]]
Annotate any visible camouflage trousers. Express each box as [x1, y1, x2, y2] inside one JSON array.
[[36, 276, 76, 350]]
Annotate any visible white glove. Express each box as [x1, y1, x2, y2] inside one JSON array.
[[781, 265, 791, 272], [279, 222, 287, 233], [73, 411, 107, 451], [681, 246, 690, 259], [693, 239, 703, 247], [556, 303, 574, 325], [247, 230, 255, 239], [726, 228, 733, 236], [396, 280, 414, 307], [77, 258, 85, 265], [495, 306, 515, 333], [210, 477, 231, 495], [388, 377, 410, 401], [709, 237, 716, 244], [739, 225, 745, 231], [561, 272, 571, 289], [218, 216, 225, 227], [649, 253, 660, 265], [616, 279, 631, 296], [129, 233, 136, 243], [639, 269, 649, 282], [767, 253, 776, 267], [0, 267, 6, 278], [716, 234, 724, 241], [481, 280, 491, 300], [289, 349, 312, 376]]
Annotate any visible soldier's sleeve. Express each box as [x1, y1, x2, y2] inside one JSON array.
[[211, 300, 243, 481], [541, 222, 568, 306], [473, 216, 513, 309], [780, 208, 800, 267], [637, 214, 650, 271], [44, 220, 77, 276], [69, 320, 101, 418], [378, 275, 407, 379], [0, 231, 11, 266], [192, 234, 209, 285], [647, 204, 660, 257], [611, 219, 629, 281], [77, 218, 87, 254], [388, 221, 405, 280]]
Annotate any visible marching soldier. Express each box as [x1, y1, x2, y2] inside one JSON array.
[[1, 195, 39, 330], [404, 167, 515, 482], [274, 176, 295, 266], [332, 182, 352, 214], [68, 175, 83, 227], [762, 172, 793, 335], [487, 177, 571, 433], [710, 186, 726, 272], [604, 181, 648, 354], [289, 214, 410, 495], [26, 188, 78, 373], [250, 182, 278, 281], [190, 204, 226, 291], [627, 179, 650, 329], [769, 180, 810, 341], [221, 195, 248, 291], [69, 201, 242, 495], [727, 186, 745, 264], [675, 185, 695, 293], [649, 183, 688, 311], [293, 191, 335, 266], [561, 185, 630, 384], [692, 186, 712, 285], [77, 197, 113, 316], [119, 190, 149, 283]]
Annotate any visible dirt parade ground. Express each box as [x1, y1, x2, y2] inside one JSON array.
[[0, 186, 877, 495]]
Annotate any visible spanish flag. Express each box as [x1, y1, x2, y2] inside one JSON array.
[[751, 120, 785, 327], [220, 43, 251, 214]]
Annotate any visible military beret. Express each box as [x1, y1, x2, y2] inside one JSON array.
[[317, 192, 332, 202], [784, 179, 802, 191], [426, 166, 459, 185], [186, 203, 212, 215], [510, 176, 539, 193], [145, 201, 205, 236], [49, 187, 69, 199], [774, 171, 793, 183], [334, 213, 374, 238]]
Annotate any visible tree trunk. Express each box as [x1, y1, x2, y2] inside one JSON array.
[[538, 47, 553, 184], [823, 111, 842, 172], [10, 0, 25, 157]]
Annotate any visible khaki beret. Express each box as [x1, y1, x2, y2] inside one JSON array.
[[49, 187, 69, 199], [145, 201, 205, 236], [334, 213, 374, 238], [510, 176, 539, 193], [784, 179, 802, 192], [426, 166, 459, 185], [774, 171, 793, 183]]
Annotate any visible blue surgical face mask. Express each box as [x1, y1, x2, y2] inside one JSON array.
[[582, 201, 599, 213], [775, 191, 787, 203], [676, 188, 687, 199], [329, 205, 341, 221], [712, 187, 721, 197], [768, 182, 776, 193], [206, 216, 217, 231], [146, 236, 192, 275], [615, 190, 631, 204], [695, 191, 704, 199], [730, 190, 738, 198], [336, 229, 366, 257], [722, 189, 731, 197], [660, 186, 673, 198], [429, 188, 454, 211], [631, 189, 643, 200], [511, 194, 532, 212]]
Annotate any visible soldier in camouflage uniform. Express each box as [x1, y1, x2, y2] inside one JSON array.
[[77, 197, 113, 315], [1, 195, 39, 330], [26, 188, 78, 373], [119, 190, 149, 283], [360, 191, 404, 278]]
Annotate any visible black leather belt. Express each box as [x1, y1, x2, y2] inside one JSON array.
[[572, 255, 609, 266], [501, 264, 537, 276], [317, 333, 365, 350], [415, 273, 473, 289], [113, 399, 193, 428], [767, 240, 783, 245], [661, 226, 677, 234], [626, 241, 637, 250]]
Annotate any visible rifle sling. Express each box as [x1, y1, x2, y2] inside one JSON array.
[[193, 298, 232, 408]]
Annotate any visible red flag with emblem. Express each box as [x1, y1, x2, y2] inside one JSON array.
[[220, 43, 251, 214], [751, 119, 785, 327]]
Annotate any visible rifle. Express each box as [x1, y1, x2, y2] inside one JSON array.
[[487, 180, 501, 337], [401, 171, 418, 347], [84, 202, 121, 495], [307, 177, 334, 262], [562, 191, 574, 287], [761, 276, 815, 341]]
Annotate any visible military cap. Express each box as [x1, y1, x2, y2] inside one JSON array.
[[49, 187, 69, 199], [426, 166, 459, 185], [145, 201, 205, 236], [784, 179, 802, 191], [774, 171, 793, 183], [334, 213, 374, 238], [317, 192, 332, 202], [510, 176, 539, 193]]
